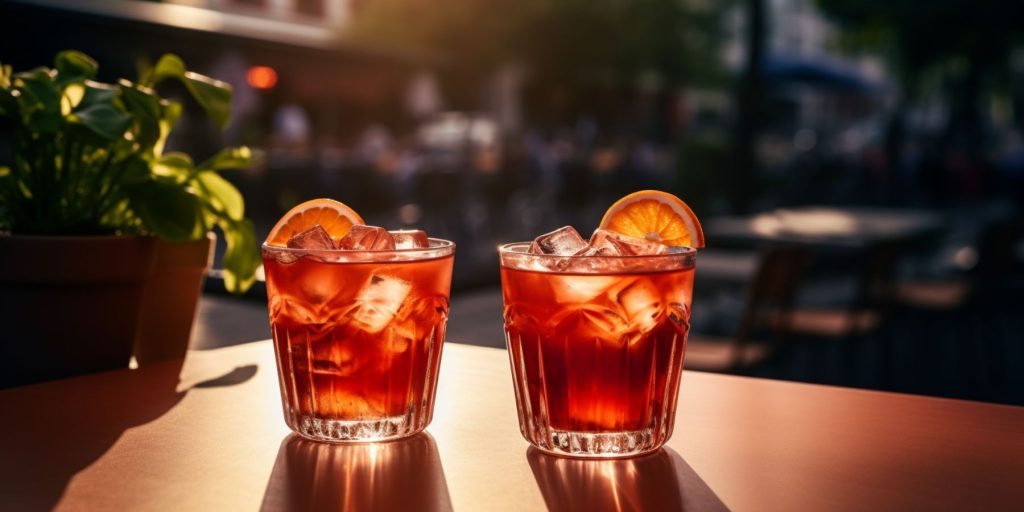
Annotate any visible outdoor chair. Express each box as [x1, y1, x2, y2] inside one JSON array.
[[782, 239, 901, 339], [685, 245, 811, 373], [895, 216, 1021, 310]]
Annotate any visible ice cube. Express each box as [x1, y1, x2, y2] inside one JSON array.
[[386, 295, 448, 353], [667, 302, 691, 334], [269, 294, 324, 327], [577, 245, 620, 257], [390, 229, 430, 249], [299, 262, 348, 309], [552, 275, 619, 303], [614, 277, 664, 334], [590, 229, 668, 256], [546, 304, 628, 344], [271, 251, 299, 264], [287, 224, 335, 250], [337, 224, 396, 251], [504, 303, 542, 332], [282, 297, 330, 325], [319, 389, 382, 418], [312, 337, 366, 377], [386, 319, 415, 353], [349, 273, 412, 333], [529, 226, 589, 255], [396, 295, 449, 324]]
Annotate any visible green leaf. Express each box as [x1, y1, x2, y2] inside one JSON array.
[[154, 100, 182, 157], [196, 146, 255, 173], [68, 102, 130, 140], [195, 170, 244, 220], [151, 152, 193, 183], [62, 81, 125, 143], [220, 218, 260, 294], [77, 81, 118, 109], [118, 81, 162, 153], [181, 71, 232, 129], [129, 180, 206, 242], [0, 63, 11, 89], [60, 83, 84, 115], [54, 50, 98, 86], [143, 54, 232, 129], [119, 155, 151, 186], [0, 65, 12, 116], [15, 69, 61, 134], [63, 80, 116, 118], [145, 54, 186, 87]]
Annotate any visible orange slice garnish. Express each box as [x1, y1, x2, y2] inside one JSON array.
[[598, 190, 704, 248], [266, 198, 364, 246]]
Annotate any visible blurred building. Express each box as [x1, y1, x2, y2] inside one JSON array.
[[166, 0, 352, 25]]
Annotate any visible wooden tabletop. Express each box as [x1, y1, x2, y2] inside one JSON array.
[[1, 341, 1022, 511]]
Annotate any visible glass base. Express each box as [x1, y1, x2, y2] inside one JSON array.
[[287, 411, 426, 443], [530, 428, 662, 459]]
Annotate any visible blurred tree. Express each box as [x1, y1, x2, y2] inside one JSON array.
[[817, 0, 1024, 157], [345, 0, 730, 112], [730, 0, 764, 214]]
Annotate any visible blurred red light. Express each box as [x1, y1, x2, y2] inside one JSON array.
[[247, 66, 278, 90]]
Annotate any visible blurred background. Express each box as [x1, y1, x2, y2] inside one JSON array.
[[2, 0, 1022, 404]]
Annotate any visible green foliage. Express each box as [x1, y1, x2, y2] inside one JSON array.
[[816, 0, 1024, 93], [345, 0, 730, 90], [0, 50, 260, 293]]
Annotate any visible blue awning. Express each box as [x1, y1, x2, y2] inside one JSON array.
[[762, 56, 880, 93]]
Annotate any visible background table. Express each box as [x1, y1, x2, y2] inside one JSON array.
[[707, 207, 945, 248], [1, 341, 1022, 511]]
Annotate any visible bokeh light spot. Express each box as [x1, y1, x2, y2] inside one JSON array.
[[247, 66, 278, 90]]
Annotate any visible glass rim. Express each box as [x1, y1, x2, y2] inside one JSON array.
[[498, 241, 696, 273], [498, 241, 697, 258], [262, 237, 455, 261]]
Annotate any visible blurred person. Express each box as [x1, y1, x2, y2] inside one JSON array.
[[272, 103, 312, 150], [405, 71, 443, 120], [393, 135, 426, 204], [357, 123, 395, 164]]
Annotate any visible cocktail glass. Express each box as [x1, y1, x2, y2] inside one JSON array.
[[262, 239, 455, 442], [499, 243, 696, 457]]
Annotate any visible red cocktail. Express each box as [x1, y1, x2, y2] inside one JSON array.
[[500, 244, 695, 456], [262, 199, 454, 442], [264, 242, 454, 441], [500, 190, 703, 457]]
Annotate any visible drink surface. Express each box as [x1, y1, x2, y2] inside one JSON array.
[[264, 251, 453, 428], [501, 257, 694, 436]]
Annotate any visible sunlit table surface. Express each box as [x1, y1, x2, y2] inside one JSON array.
[[2, 341, 1022, 511], [707, 207, 945, 247]]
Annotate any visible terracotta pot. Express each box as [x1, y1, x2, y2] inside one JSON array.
[[0, 235, 156, 388], [133, 233, 215, 365]]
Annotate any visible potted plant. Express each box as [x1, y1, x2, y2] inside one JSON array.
[[0, 50, 261, 387]]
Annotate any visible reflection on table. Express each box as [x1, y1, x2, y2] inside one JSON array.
[[261, 433, 453, 512], [528, 447, 727, 512]]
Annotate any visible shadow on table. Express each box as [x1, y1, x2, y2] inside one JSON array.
[[261, 432, 453, 512], [0, 359, 254, 512], [528, 446, 728, 511], [192, 364, 259, 388]]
